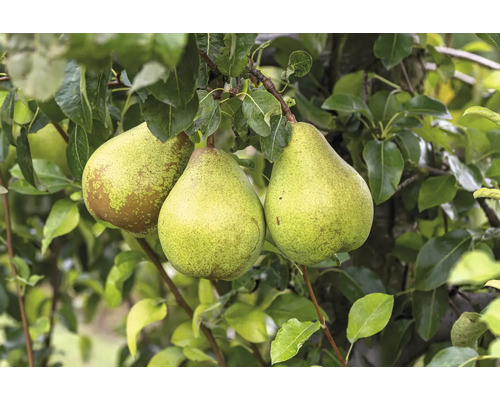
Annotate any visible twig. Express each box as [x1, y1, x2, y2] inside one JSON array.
[[425, 62, 476, 86], [394, 174, 420, 196], [41, 238, 62, 367], [301, 266, 347, 367], [0, 171, 34, 367], [434, 46, 500, 70], [210, 279, 222, 297], [0, 76, 9, 82], [399, 62, 414, 96], [247, 66, 297, 124], [477, 198, 500, 228], [136, 238, 226, 367], [52, 122, 69, 144], [229, 77, 243, 97], [199, 49, 220, 75], [250, 343, 269, 367]]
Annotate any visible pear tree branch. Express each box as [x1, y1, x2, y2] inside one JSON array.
[[247, 66, 297, 124], [301, 266, 347, 367], [136, 238, 227, 367], [0, 171, 34, 367], [52, 122, 69, 143]]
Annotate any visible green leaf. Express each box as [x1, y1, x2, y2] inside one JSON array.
[[59, 302, 78, 333], [489, 339, 500, 356], [270, 319, 321, 364], [0, 284, 9, 314], [79, 335, 92, 363], [426, 346, 478, 367], [473, 187, 500, 200], [86, 63, 111, 124], [414, 230, 472, 291], [259, 113, 293, 162], [55, 60, 93, 133], [266, 292, 327, 326], [242, 88, 281, 137], [197, 33, 225, 62], [451, 312, 488, 349], [402, 95, 452, 119], [322, 93, 372, 120], [449, 250, 500, 286], [380, 319, 414, 366], [481, 298, 500, 335], [216, 33, 258, 77], [299, 33, 328, 59], [152, 33, 199, 108], [185, 90, 221, 140], [485, 280, 500, 290], [126, 298, 167, 358], [418, 175, 457, 212], [192, 303, 221, 338], [198, 279, 215, 304], [338, 266, 386, 303], [130, 61, 167, 93], [414, 123, 451, 152], [346, 293, 394, 343], [9, 160, 71, 195], [412, 286, 448, 341], [282, 50, 312, 80], [476, 33, 500, 48], [393, 232, 425, 264], [16, 129, 44, 190], [1, 90, 16, 145], [394, 130, 421, 164], [29, 316, 50, 341], [447, 155, 482, 192], [171, 321, 207, 348], [463, 106, 500, 127], [225, 302, 268, 343], [183, 347, 217, 364], [5, 33, 67, 101], [41, 199, 80, 255], [148, 347, 185, 367], [105, 251, 143, 308], [66, 124, 89, 181], [363, 139, 404, 204], [374, 33, 414, 69], [143, 93, 199, 142], [295, 90, 335, 130]]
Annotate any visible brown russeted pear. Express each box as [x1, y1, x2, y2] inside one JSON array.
[[82, 123, 194, 237], [157, 147, 265, 281], [265, 122, 374, 266]]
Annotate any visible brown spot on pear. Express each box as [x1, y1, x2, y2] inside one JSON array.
[[82, 123, 194, 237]]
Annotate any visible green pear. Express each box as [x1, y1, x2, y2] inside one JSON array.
[[158, 147, 265, 281], [265, 122, 373, 266], [82, 123, 194, 237], [28, 124, 70, 175]]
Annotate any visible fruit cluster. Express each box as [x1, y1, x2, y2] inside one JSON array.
[[82, 122, 374, 280]]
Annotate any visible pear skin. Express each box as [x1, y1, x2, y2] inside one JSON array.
[[82, 123, 193, 237], [158, 148, 265, 281], [265, 122, 373, 266]]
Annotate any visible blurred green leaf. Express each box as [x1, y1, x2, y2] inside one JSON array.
[[105, 251, 143, 308], [217, 33, 258, 77], [403, 95, 451, 119], [339, 266, 386, 303], [414, 230, 472, 291], [267, 292, 326, 326], [148, 347, 185, 367], [9, 159, 71, 195], [183, 347, 217, 364], [449, 250, 500, 286], [322, 93, 372, 120], [426, 346, 478, 367], [41, 199, 80, 255], [476, 33, 500, 48], [481, 298, 500, 335], [374, 33, 414, 69], [418, 175, 457, 212], [412, 286, 448, 341], [381, 319, 413, 366], [451, 312, 488, 349], [225, 302, 268, 343], [126, 298, 167, 358], [463, 106, 500, 127], [473, 187, 500, 200]]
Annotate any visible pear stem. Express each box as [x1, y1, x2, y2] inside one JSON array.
[[136, 238, 227, 367], [207, 134, 215, 148], [247, 66, 297, 124], [301, 265, 347, 367], [0, 171, 35, 367]]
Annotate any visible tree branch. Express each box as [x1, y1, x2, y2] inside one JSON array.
[[301, 266, 347, 367], [434, 46, 500, 70], [247, 66, 297, 124], [399, 62, 414, 96], [136, 238, 227, 367], [250, 343, 269, 367], [199, 49, 220, 76], [52, 122, 69, 144], [0, 171, 34, 367], [477, 197, 500, 227]]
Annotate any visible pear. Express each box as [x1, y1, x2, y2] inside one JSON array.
[[158, 147, 265, 281], [82, 123, 194, 237], [264, 122, 373, 266], [29, 124, 70, 175]]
